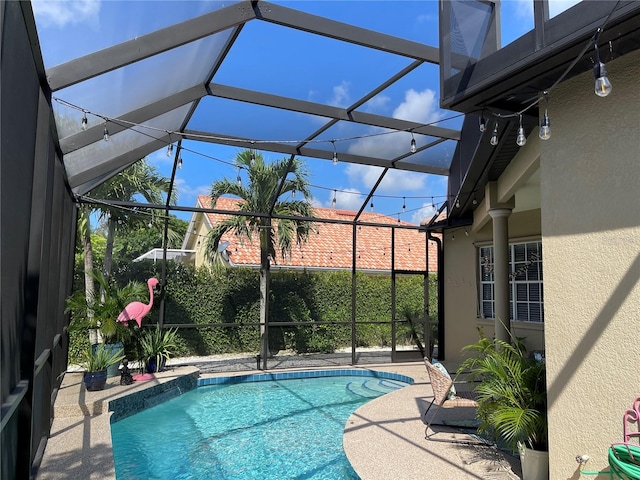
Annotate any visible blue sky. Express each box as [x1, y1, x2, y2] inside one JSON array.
[[32, 0, 580, 225]]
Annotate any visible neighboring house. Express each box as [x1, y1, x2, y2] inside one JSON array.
[[181, 195, 437, 274]]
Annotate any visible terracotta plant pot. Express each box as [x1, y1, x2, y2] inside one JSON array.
[[83, 370, 108, 391]]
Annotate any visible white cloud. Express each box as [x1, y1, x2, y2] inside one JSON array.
[[147, 149, 174, 167], [332, 188, 364, 211], [410, 202, 437, 226], [312, 188, 364, 211], [392, 88, 442, 124], [328, 81, 351, 108], [173, 178, 210, 204], [32, 0, 101, 28], [346, 87, 444, 163], [364, 94, 390, 113], [345, 163, 427, 195]]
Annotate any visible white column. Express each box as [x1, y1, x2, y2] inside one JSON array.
[[488, 208, 512, 343]]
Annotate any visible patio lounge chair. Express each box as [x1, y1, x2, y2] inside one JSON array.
[[424, 358, 478, 440]]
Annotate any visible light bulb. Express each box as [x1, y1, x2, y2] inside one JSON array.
[[332, 190, 337, 208], [103, 125, 110, 142], [539, 112, 551, 141], [167, 143, 173, 157], [250, 152, 256, 165], [81, 112, 88, 131], [237, 175, 242, 187], [332, 151, 338, 165], [291, 189, 296, 199], [410, 137, 417, 153], [455, 199, 460, 208], [479, 115, 487, 133], [490, 124, 499, 146], [177, 157, 183, 169], [370, 202, 374, 212], [516, 126, 527, 146], [402, 198, 406, 213], [516, 115, 526, 147], [594, 62, 612, 97], [472, 195, 478, 205]]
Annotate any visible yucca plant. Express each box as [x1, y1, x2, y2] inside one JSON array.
[[457, 331, 547, 452], [81, 344, 124, 372], [140, 324, 178, 373]]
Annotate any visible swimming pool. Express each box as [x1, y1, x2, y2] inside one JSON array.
[[111, 370, 412, 479]]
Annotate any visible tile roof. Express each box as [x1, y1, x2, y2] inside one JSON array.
[[195, 195, 438, 272]]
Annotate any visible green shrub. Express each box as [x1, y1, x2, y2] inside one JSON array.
[[68, 261, 435, 359]]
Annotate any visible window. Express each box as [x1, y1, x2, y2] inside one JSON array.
[[479, 241, 543, 323]]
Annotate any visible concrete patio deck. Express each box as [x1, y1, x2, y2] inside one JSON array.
[[36, 360, 522, 479]]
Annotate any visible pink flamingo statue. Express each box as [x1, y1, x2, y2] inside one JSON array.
[[117, 277, 160, 381], [117, 277, 160, 328]]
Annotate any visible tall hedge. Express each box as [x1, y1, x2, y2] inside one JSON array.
[[68, 261, 436, 362]]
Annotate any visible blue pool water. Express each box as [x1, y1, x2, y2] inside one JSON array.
[[111, 373, 410, 479]]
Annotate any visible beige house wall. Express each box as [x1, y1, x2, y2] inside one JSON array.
[[183, 211, 210, 269], [541, 49, 640, 477], [443, 209, 544, 363]]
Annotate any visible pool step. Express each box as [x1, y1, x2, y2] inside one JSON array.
[[346, 379, 404, 398]]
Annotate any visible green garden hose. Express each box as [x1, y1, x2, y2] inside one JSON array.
[[579, 444, 640, 479], [608, 444, 640, 479]]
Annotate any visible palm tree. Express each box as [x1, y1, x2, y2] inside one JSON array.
[[205, 150, 314, 367], [89, 159, 177, 284]]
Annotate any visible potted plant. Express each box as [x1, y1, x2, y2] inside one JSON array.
[[457, 331, 548, 480], [81, 343, 124, 391], [66, 272, 147, 376], [139, 324, 178, 373]]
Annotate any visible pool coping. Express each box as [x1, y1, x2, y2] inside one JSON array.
[[197, 368, 415, 386]]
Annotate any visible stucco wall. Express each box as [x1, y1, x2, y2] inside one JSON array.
[[443, 209, 544, 363], [540, 48, 640, 477]]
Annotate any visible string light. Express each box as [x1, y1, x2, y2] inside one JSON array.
[[81, 111, 88, 131], [472, 193, 478, 205], [370, 201, 374, 212], [177, 156, 183, 169], [593, 42, 612, 97], [490, 122, 499, 146], [291, 188, 296, 199], [332, 190, 337, 208], [397, 214, 401, 224], [410, 132, 417, 153], [402, 197, 406, 213], [236, 167, 242, 187], [250, 151, 256, 165], [455, 198, 460, 208], [331, 140, 338, 165], [516, 115, 527, 147], [167, 143, 174, 157], [479, 113, 487, 133], [103, 123, 110, 142], [539, 93, 551, 141]]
